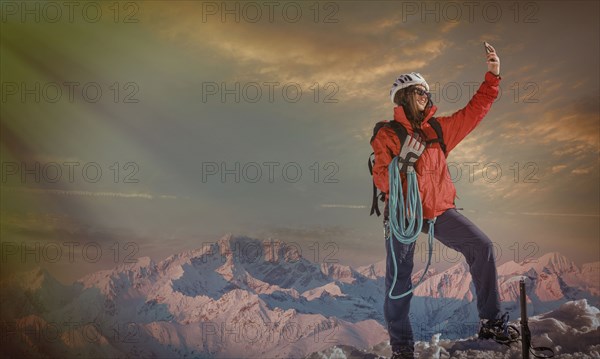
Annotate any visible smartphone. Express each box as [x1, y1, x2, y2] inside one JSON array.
[[484, 42, 496, 62]]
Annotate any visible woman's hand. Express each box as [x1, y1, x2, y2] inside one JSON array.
[[485, 43, 500, 76]]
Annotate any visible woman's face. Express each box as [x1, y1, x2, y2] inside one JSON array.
[[413, 85, 429, 112]]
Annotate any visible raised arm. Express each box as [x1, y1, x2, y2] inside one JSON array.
[[436, 44, 501, 154]]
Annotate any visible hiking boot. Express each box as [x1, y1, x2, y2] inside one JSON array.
[[478, 312, 520, 344]]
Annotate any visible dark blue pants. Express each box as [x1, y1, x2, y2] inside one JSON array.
[[383, 207, 501, 353]]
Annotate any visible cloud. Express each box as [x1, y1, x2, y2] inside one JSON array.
[[1, 187, 176, 200], [518, 212, 600, 218], [571, 167, 593, 175], [141, 2, 453, 103], [551, 165, 567, 173], [552, 143, 592, 157], [320, 204, 367, 209]]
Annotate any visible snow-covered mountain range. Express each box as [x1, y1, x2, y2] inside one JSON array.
[[1, 233, 598, 358]]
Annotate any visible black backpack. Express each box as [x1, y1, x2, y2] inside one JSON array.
[[368, 118, 447, 217]]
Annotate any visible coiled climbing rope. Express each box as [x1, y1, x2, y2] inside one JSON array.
[[387, 155, 436, 299]]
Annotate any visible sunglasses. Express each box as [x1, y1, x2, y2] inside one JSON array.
[[413, 88, 430, 97]]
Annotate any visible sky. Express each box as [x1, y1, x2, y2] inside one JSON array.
[[1, 0, 598, 283]]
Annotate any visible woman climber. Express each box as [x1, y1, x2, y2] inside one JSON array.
[[370, 43, 517, 359]]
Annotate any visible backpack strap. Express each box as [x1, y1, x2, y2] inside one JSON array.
[[368, 152, 382, 216], [426, 117, 447, 157], [383, 121, 408, 150], [372, 118, 446, 155], [370, 121, 408, 147]]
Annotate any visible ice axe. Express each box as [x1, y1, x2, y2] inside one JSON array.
[[520, 278, 530, 359], [520, 278, 554, 358]]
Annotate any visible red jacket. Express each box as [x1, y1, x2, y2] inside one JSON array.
[[371, 71, 501, 219]]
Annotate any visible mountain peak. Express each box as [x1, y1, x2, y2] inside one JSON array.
[[320, 263, 356, 283], [530, 251, 578, 274], [357, 260, 386, 279], [217, 232, 234, 245], [117, 256, 154, 270]]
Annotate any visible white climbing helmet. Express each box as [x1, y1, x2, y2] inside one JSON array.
[[389, 72, 429, 104]]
